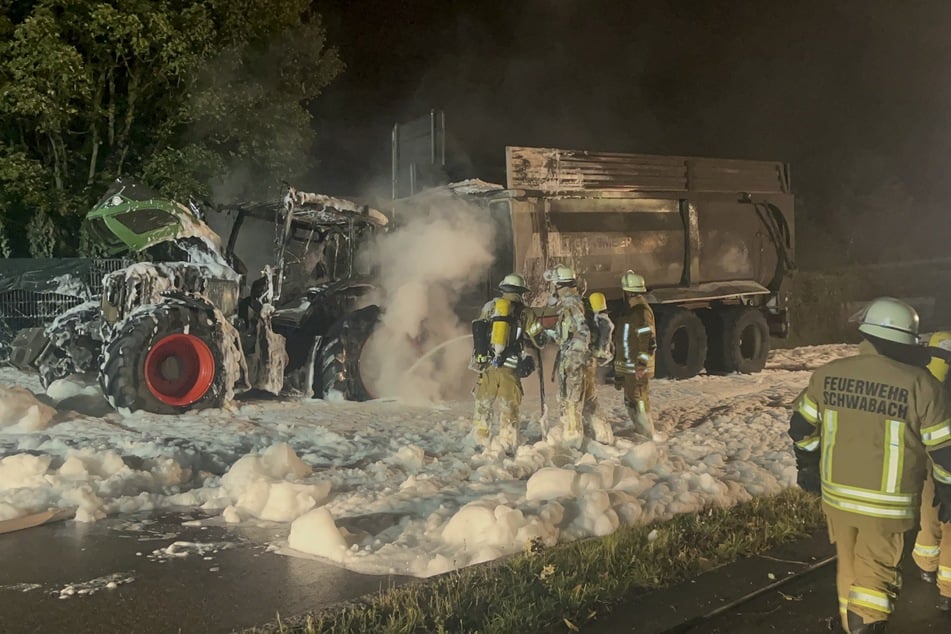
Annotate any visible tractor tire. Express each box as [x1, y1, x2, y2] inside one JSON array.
[[313, 305, 381, 401], [713, 306, 770, 374], [100, 303, 228, 414], [655, 307, 708, 380], [37, 303, 103, 389]]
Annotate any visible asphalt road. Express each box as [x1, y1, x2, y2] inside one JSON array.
[[5, 514, 950, 634], [686, 552, 949, 633], [593, 528, 951, 634], [0, 511, 410, 634]]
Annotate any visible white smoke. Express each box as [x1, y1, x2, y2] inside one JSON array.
[[361, 196, 496, 403]]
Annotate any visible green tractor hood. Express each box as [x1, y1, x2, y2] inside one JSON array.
[[83, 179, 224, 256]]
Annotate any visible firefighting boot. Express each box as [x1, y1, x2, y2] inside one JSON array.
[[498, 422, 519, 456], [471, 421, 491, 448], [633, 410, 666, 442], [562, 406, 583, 449], [921, 569, 937, 584], [589, 416, 615, 444]]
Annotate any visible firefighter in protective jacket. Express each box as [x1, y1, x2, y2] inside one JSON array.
[[912, 330, 951, 613], [789, 297, 951, 633], [613, 270, 664, 441], [549, 264, 593, 447], [470, 273, 544, 453], [585, 291, 616, 443]]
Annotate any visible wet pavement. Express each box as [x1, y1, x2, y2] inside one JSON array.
[[5, 514, 950, 634], [592, 528, 951, 633], [0, 511, 410, 634]]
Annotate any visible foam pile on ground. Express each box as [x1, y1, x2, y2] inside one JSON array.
[[0, 384, 56, 431], [215, 443, 331, 523], [45, 376, 101, 402], [0, 345, 855, 578], [0, 446, 201, 522], [288, 508, 349, 563]]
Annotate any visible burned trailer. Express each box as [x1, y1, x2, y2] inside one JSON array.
[[404, 146, 795, 379], [11, 180, 389, 413]]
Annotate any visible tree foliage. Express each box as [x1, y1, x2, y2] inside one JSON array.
[[0, 0, 343, 256]]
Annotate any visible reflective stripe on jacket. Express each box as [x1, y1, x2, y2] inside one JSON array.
[[613, 295, 656, 376], [789, 340, 951, 528]]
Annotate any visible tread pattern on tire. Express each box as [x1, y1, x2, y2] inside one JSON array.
[[38, 304, 103, 389], [655, 307, 708, 380], [313, 305, 380, 401], [717, 306, 770, 374], [99, 302, 227, 414]]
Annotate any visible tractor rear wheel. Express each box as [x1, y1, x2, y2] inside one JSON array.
[[313, 305, 380, 401], [100, 303, 227, 414]]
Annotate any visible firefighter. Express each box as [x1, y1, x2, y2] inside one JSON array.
[[470, 273, 544, 453], [912, 330, 951, 612], [613, 270, 664, 441], [788, 297, 951, 633], [549, 264, 593, 447], [586, 291, 616, 443]]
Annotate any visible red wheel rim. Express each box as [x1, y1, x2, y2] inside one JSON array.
[[144, 333, 215, 406]]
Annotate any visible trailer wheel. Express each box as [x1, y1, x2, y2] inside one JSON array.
[[100, 304, 227, 414], [716, 307, 770, 374], [313, 305, 380, 401], [699, 309, 726, 373], [655, 308, 707, 380]]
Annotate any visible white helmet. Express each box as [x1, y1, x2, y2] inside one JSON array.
[[550, 264, 576, 285], [621, 270, 647, 293], [856, 297, 920, 345], [499, 273, 528, 294]]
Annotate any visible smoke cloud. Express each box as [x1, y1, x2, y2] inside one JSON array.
[[360, 195, 496, 403]]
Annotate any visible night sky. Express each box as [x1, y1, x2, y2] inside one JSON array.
[[309, 1, 951, 266]]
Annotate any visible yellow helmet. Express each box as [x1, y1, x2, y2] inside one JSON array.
[[589, 292, 607, 313], [927, 331, 951, 382], [621, 270, 647, 293], [856, 297, 919, 345], [498, 273, 528, 294]]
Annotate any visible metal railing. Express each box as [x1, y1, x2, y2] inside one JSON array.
[[0, 258, 129, 336]]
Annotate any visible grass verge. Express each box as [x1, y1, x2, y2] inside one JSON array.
[[252, 488, 823, 634]]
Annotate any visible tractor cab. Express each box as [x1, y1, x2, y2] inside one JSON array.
[[83, 179, 226, 260]]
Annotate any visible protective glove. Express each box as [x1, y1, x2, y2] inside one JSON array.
[[794, 446, 821, 494], [613, 375, 624, 391], [935, 481, 951, 524]]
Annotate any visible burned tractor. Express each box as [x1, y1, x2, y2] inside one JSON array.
[[12, 180, 387, 413]]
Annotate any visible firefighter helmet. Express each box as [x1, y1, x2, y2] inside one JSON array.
[[927, 331, 951, 382], [621, 270, 647, 293], [498, 273, 528, 294], [550, 264, 576, 284], [856, 297, 920, 345]]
